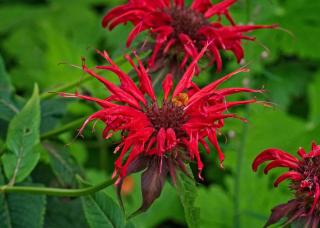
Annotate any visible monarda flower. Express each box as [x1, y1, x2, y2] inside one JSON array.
[[63, 47, 261, 214], [102, 0, 276, 75], [253, 142, 320, 227]]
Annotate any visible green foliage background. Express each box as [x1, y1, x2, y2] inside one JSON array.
[[0, 0, 319, 227]]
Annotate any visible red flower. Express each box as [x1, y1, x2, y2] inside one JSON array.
[[253, 142, 320, 227], [102, 0, 276, 74], [62, 47, 260, 213]]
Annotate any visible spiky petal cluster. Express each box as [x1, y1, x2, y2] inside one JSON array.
[[253, 142, 320, 228], [63, 47, 260, 213], [102, 0, 276, 73]]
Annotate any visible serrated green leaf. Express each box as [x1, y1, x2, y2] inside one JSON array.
[[82, 191, 127, 228], [176, 168, 200, 228], [43, 141, 83, 187], [2, 85, 41, 183], [0, 170, 46, 228]]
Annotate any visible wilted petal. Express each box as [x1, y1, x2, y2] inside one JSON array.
[[264, 200, 299, 227]]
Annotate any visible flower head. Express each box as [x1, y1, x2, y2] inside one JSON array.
[[102, 0, 276, 74], [253, 142, 320, 227], [63, 47, 261, 213]]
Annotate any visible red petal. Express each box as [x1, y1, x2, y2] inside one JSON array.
[[82, 61, 141, 109], [263, 160, 299, 174], [187, 68, 249, 108], [126, 21, 147, 47], [157, 128, 166, 155], [207, 129, 224, 167], [162, 73, 173, 100], [274, 171, 303, 187], [191, 0, 212, 13], [252, 148, 299, 172], [130, 52, 156, 101], [166, 128, 177, 150], [174, 0, 184, 7], [173, 42, 209, 98], [204, 0, 237, 18], [309, 178, 320, 215]]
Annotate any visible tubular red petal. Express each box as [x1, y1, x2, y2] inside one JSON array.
[[274, 171, 303, 187], [179, 33, 198, 58], [166, 128, 177, 150], [96, 65, 147, 105], [297, 147, 307, 158], [231, 24, 278, 33], [108, 10, 145, 30], [252, 149, 299, 172], [59, 92, 115, 108], [132, 52, 156, 101], [207, 129, 224, 167], [126, 22, 147, 47], [191, 0, 212, 13], [187, 68, 249, 107], [204, 0, 237, 18], [230, 44, 244, 62], [309, 179, 320, 215], [264, 160, 300, 174], [207, 99, 257, 113], [173, 43, 209, 97], [208, 44, 222, 72], [82, 63, 141, 109], [162, 73, 173, 100], [102, 5, 131, 28], [148, 26, 173, 67], [174, 0, 184, 7], [157, 128, 166, 155], [200, 138, 210, 154], [163, 38, 176, 54]]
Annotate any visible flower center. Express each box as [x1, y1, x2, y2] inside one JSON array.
[[145, 101, 186, 133], [291, 157, 320, 211], [168, 7, 209, 42]]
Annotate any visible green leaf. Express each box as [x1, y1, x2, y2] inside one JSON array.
[[44, 197, 88, 228], [308, 71, 320, 126], [0, 53, 17, 122], [2, 85, 41, 183], [82, 191, 127, 228], [43, 141, 83, 187], [40, 99, 68, 134], [176, 168, 200, 228], [0, 170, 46, 228], [276, 0, 320, 60], [0, 54, 14, 99], [196, 184, 233, 228]]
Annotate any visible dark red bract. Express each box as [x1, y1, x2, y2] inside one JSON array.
[[253, 142, 320, 228], [62, 47, 261, 214], [102, 0, 276, 73]]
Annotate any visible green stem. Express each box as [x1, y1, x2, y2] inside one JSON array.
[[233, 106, 250, 228], [40, 76, 93, 101], [0, 178, 115, 197], [41, 117, 86, 140]]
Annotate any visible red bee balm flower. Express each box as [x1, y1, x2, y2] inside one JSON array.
[[253, 142, 320, 227], [63, 48, 260, 213], [102, 0, 276, 73]]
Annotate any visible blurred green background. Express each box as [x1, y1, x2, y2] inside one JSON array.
[[0, 0, 320, 227]]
